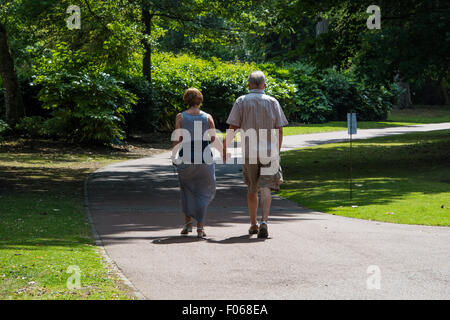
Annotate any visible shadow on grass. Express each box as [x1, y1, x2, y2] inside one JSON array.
[[0, 239, 91, 250], [388, 105, 450, 124], [280, 130, 450, 213], [0, 166, 91, 194]]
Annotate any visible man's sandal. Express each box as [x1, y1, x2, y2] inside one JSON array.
[[257, 222, 269, 239]]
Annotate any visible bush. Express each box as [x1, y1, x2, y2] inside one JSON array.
[[148, 53, 296, 130], [0, 88, 4, 118], [29, 44, 137, 144], [32, 71, 136, 144], [17, 74, 45, 117], [17, 46, 401, 141], [282, 62, 332, 123], [128, 55, 400, 128], [0, 119, 9, 142], [355, 83, 401, 121], [318, 68, 400, 122], [320, 69, 359, 120], [15, 116, 45, 138], [123, 76, 160, 133]]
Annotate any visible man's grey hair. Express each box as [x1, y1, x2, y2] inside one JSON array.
[[248, 71, 266, 88]]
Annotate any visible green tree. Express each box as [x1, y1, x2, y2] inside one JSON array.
[[267, 0, 450, 106]]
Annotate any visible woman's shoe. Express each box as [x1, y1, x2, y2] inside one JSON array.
[[197, 228, 206, 238], [248, 224, 259, 235], [180, 222, 193, 235]]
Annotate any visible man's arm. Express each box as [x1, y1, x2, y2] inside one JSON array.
[[277, 127, 283, 155], [273, 99, 287, 156], [223, 124, 239, 161]]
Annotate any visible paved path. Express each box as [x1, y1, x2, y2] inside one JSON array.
[[87, 123, 450, 299]]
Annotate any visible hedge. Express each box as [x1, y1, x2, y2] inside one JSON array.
[[3, 51, 401, 143]]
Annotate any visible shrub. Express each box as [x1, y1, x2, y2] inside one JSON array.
[[17, 74, 45, 117], [320, 69, 360, 120], [30, 44, 137, 144], [355, 83, 401, 121], [15, 116, 45, 138], [19, 45, 402, 141], [0, 119, 9, 141], [282, 62, 332, 123], [0, 87, 3, 117], [277, 63, 401, 123], [123, 76, 160, 133], [32, 71, 136, 144], [148, 53, 296, 130]]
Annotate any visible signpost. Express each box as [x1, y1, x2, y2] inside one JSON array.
[[347, 113, 357, 200]]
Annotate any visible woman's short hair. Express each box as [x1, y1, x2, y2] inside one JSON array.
[[183, 88, 203, 106]]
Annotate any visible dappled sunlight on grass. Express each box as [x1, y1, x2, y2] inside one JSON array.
[[283, 121, 419, 136], [279, 130, 450, 226], [0, 139, 152, 299], [282, 105, 450, 136], [388, 105, 450, 123], [0, 193, 132, 299]]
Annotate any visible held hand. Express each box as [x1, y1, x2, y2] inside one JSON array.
[[222, 150, 232, 163]]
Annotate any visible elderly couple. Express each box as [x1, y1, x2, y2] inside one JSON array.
[[172, 71, 288, 239]]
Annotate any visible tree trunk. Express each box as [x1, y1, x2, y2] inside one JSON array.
[[141, 8, 153, 83], [0, 22, 25, 123]]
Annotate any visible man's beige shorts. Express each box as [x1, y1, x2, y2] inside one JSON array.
[[242, 161, 284, 194]]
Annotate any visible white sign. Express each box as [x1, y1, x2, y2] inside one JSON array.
[[347, 113, 357, 135]]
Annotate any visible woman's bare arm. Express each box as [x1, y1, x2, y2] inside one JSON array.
[[208, 114, 223, 153], [173, 113, 183, 148]]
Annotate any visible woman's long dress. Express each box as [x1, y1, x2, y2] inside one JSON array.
[[176, 111, 216, 224]]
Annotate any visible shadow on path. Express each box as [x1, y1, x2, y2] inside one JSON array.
[[88, 160, 321, 244]]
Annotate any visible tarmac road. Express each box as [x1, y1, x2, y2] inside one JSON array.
[[87, 123, 450, 299]]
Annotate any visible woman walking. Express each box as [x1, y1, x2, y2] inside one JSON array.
[[172, 88, 219, 238]]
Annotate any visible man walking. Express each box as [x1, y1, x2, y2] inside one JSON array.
[[223, 71, 288, 238]]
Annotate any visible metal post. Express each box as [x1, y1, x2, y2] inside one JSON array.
[[350, 131, 352, 200], [347, 112, 356, 201]]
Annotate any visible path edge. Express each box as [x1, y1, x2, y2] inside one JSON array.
[[83, 174, 147, 300]]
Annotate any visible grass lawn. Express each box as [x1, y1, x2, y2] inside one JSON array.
[[0, 138, 165, 299], [279, 130, 450, 226], [388, 104, 450, 123], [283, 105, 450, 136]]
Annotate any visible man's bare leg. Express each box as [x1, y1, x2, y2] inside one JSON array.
[[258, 187, 272, 238], [260, 187, 272, 222], [247, 192, 258, 226]]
